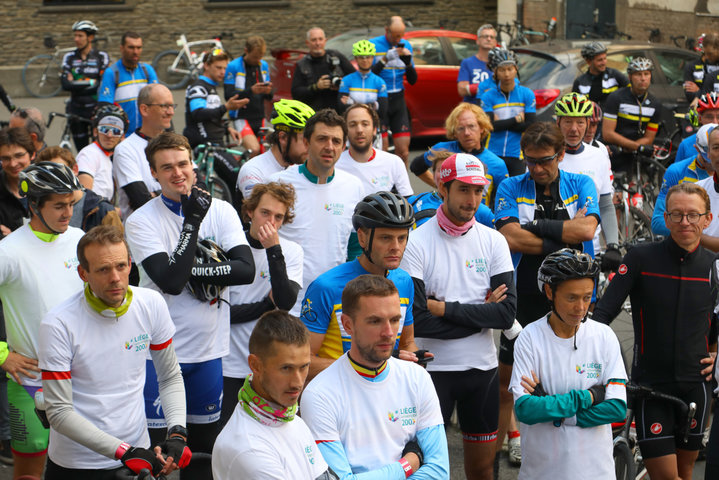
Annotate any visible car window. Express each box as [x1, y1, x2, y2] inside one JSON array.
[[516, 53, 553, 81], [653, 50, 695, 86], [605, 51, 642, 73], [408, 36, 446, 66], [447, 37, 477, 66]]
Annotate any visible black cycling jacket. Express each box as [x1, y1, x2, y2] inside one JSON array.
[[593, 236, 718, 385]]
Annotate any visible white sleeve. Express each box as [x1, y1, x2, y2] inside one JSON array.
[[399, 234, 424, 280], [509, 329, 533, 403], [299, 387, 341, 442], [0, 247, 18, 285], [490, 230, 514, 275], [237, 163, 264, 200], [124, 209, 168, 263], [113, 145, 144, 188], [416, 367, 444, 431], [215, 201, 248, 250], [284, 241, 304, 287], [393, 159, 414, 197], [76, 147, 99, 177]]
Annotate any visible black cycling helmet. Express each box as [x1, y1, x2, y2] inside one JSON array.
[[537, 248, 600, 293], [580, 41, 607, 60], [352, 191, 414, 266], [19, 162, 83, 201], [72, 20, 98, 35], [92, 103, 129, 132], [488, 48, 517, 71], [186, 239, 229, 304]]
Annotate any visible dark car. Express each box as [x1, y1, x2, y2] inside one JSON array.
[[270, 27, 478, 138]]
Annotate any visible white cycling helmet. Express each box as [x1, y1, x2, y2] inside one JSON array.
[[72, 20, 98, 35]]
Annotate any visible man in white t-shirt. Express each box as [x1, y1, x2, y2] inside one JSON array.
[[301, 275, 449, 479], [76, 104, 128, 201], [236, 99, 314, 200], [0, 161, 85, 479], [510, 249, 627, 480], [697, 126, 719, 249], [400, 153, 516, 480], [219, 181, 304, 426], [213, 310, 337, 479], [125, 132, 255, 456], [337, 103, 413, 197], [39, 225, 190, 480], [113, 83, 174, 219], [270, 109, 364, 315], [555, 92, 620, 268]]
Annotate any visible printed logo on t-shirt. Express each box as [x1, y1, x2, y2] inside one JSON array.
[[64, 256, 80, 270], [388, 406, 417, 426], [371, 175, 390, 187], [304, 444, 317, 465], [575, 362, 602, 379], [259, 270, 270, 280], [650, 422, 662, 435], [465, 258, 488, 273], [323, 203, 346, 215], [124, 333, 149, 353]]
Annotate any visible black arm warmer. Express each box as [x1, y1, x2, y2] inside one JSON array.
[[189, 104, 227, 124], [377, 96, 388, 126], [523, 219, 564, 243], [410, 153, 430, 176], [122, 181, 153, 211], [443, 271, 517, 330], [266, 245, 300, 310], [190, 244, 255, 287], [371, 60, 386, 75], [230, 297, 274, 324], [411, 277, 477, 339], [510, 112, 536, 132], [492, 116, 519, 131], [223, 84, 237, 101], [141, 224, 200, 295], [404, 62, 418, 85]]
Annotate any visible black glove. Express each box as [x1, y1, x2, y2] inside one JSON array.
[[414, 349, 434, 367], [120, 446, 163, 475], [159, 433, 192, 469], [636, 144, 653, 156], [401, 440, 424, 467], [601, 244, 622, 272], [531, 382, 548, 397], [181, 185, 212, 228], [588, 384, 606, 406], [400, 54, 412, 66]]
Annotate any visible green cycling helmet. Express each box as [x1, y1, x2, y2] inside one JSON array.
[[352, 40, 376, 57], [270, 99, 315, 132], [554, 92, 593, 117]]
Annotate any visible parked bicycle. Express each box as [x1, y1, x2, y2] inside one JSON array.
[[497, 19, 555, 48], [654, 107, 697, 167], [23, 34, 111, 98], [152, 32, 232, 90], [193, 143, 246, 203], [47, 111, 92, 153], [613, 384, 696, 480]]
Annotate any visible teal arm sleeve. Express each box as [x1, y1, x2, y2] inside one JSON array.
[[346, 232, 362, 262], [412, 424, 449, 479], [514, 389, 593, 425], [317, 440, 405, 480], [575, 398, 627, 428]]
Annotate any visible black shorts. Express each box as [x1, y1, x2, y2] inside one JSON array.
[[499, 292, 550, 365], [429, 368, 499, 443], [382, 91, 411, 138], [635, 381, 711, 458]]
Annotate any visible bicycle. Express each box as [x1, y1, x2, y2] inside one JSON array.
[[47, 111, 93, 153], [497, 20, 553, 48], [115, 451, 213, 480], [22, 34, 111, 98], [193, 143, 246, 203], [152, 32, 232, 90], [612, 384, 697, 480], [654, 108, 696, 167]]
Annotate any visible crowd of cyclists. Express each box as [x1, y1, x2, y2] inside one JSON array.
[[2, 13, 719, 480]]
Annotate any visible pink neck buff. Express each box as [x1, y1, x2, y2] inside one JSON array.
[[436, 203, 475, 236]]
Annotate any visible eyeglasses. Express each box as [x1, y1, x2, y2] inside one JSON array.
[[456, 124, 480, 134], [0, 151, 29, 162], [479, 35, 497, 40], [147, 103, 177, 111], [523, 151, 559, 167], [665, 212, 709, 224], [97, 125, 123, 137]]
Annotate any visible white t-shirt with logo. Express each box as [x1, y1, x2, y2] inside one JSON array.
[[270, 165, 364, 315], [212, 402, 328, 479], [236, 150, 286, 200], [509, 317, 627, 480], [0, 225, 85, 387], [76, 142, 115, 201], [697, 176, 719, 237], [301, 354, 444, 473], [336, 149, 413, 197], [125, 196, 247, 363], [113, 132, 161, 220], [400, 217, 514, 371], [224, 236, 304, 378], [39, 287, 175, 469]]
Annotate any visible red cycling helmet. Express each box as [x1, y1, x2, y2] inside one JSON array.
[[697, 92, 719, 113], [590, 101, 603, 123]]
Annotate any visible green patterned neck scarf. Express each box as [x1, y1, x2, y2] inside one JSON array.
[[84, 284, 132, 318], [239, 375, 297, 427]]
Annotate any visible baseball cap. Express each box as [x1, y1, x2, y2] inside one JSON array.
[[439, 153, 490, 186], [696, 123, 718, 160]]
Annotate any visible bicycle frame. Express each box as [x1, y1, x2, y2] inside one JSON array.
[[171, 35, 223, 76]]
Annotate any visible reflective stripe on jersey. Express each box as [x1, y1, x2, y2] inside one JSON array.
[[339, 71, 387, 105], [370, 35, 414, 93], [603, 87, 661, 139], [481, 84, 536, 157]]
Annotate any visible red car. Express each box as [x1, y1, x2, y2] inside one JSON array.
[[270, 27, 480, 138]]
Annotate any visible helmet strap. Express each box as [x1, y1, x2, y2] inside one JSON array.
[[29, 201, 62, 236], [361, 227, 377, 265]]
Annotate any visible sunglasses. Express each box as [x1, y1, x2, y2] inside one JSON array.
[[523, 151, 559, 167], [98, 125, 123, 137]]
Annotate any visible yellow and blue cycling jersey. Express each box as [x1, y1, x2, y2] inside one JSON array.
[[300, 259, 414, 360], [480, 83, 536, 158], [339, 71, 387, 105]]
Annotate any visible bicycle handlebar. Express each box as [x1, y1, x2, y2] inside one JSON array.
[[47, 111, 92, 128], [626, 384, 697, 442]]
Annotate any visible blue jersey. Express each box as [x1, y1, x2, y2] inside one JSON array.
[[674, 133, 696, 164], [408, 191, 495, 229], [98, 60, 158, 136], [651, 156, 709, 236], [494, 170, 600, 269], [481, 83, 536, 158], [457, 56, 491, 103], [422, 140, 508, 210], [300, 259, 414, 359], [369, 35, 415, 93], [339, 71, 387, 106], [223, 56, 270, 120]]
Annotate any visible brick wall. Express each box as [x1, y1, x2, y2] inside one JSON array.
[[0, 0, 496, 67]]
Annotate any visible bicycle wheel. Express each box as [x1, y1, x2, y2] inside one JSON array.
[[152, 50, 191, 90], [209, 174, 233, 203], [617, 206, 655, 245], [613, 442, 637, 480], [22, 54, 62, 98]]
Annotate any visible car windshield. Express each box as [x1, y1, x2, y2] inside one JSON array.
[[515, 52, 577, 90], [327, 30, 381, 59]]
